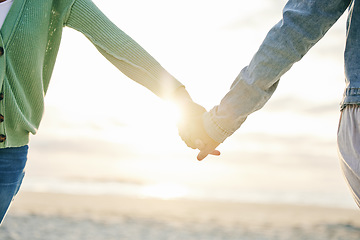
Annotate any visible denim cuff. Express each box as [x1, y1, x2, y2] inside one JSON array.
[[202, 111, 244, 143], [340, 88, 360, 110]]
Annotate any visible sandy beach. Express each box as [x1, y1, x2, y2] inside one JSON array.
[[0, 191, 359, 240]]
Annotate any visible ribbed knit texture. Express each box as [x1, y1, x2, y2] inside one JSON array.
[[0, 0, 183, 148]]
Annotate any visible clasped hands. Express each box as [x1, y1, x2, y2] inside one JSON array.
[[173, 88, 221, 160], [177, 101, 221, 160]]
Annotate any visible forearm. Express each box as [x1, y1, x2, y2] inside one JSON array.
[[65, 0, 184, 99], [204, 0, 350, 143]]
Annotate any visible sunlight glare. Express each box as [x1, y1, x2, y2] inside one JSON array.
[[163, 100, 181, 124]]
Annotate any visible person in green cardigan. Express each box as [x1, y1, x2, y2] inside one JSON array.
[[0, 0, 219, 225]]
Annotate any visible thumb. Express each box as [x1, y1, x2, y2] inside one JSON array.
[[196, 145, 221, 161], [197, 150, 209, 161]]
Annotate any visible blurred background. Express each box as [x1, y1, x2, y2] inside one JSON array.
[[22, 0, 356, 209]]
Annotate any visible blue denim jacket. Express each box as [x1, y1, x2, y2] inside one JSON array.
[[204, 0, 357, 143]]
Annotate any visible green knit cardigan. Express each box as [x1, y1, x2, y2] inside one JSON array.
[[0, 0, 183, 148]]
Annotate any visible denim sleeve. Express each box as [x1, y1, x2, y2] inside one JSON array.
[[204, 0, 351, 143]]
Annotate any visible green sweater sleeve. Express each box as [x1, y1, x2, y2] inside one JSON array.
[[65, 0, 183, 99]]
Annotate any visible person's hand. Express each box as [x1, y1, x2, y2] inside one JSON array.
[[177, 99, 206, 149], [178, 109, 221, 160], [195, 137, 221, 161], [176, 100, 221, 160], [187, 112, 220, 161], [172, 87, 220, 160]]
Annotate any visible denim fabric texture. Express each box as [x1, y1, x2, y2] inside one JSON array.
[[204, 0, 359, 143], [0, 145, 28, 225], [343, 0, 360, 107]]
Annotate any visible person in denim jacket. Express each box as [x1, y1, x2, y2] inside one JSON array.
[[179, 0, 360, 207]]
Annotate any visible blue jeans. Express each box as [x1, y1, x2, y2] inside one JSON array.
[[0, 145, 28, 225]]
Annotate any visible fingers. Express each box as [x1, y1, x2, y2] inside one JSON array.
[[197, 151, 208, 161], [195, 139, 221, 161], [195, 139, 205, 149], [197, 149, 221, 161], [177, 124, 197, 149], [211, 150, 221, 156]]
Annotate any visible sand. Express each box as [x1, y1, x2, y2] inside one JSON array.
[[1, 191, 360, 240]]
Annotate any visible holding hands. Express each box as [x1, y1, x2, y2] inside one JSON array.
[[173, 87, 221, 161]]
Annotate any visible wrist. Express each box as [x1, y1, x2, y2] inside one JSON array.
[[202, 111, 229, 144], [172, 86, 192, 106]]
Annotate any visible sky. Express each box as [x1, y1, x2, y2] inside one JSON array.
[[22, 0, 358, 208]]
